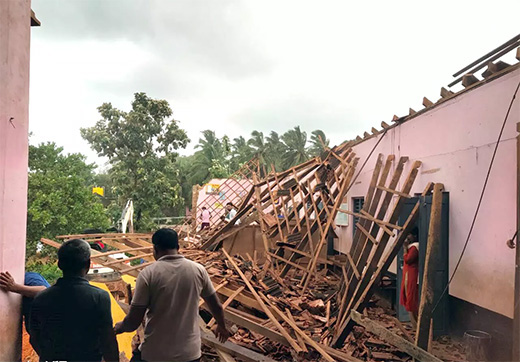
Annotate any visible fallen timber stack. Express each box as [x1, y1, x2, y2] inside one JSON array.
[[41, 147, 450, 361]]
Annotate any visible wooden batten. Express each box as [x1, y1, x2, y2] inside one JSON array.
[[381, 121, 390, 129], [517, 47, 520, 61], [461, 73, 479, 87], [392, 115, 399, 122], [409, 108, 416, 116], [371, 127, 379, 135], [439, 87, 454, 98], [482, 60, 511, 78], [355, 136, 362, 141], [363, 132, 370, 138], [422, 97, 434, 108]]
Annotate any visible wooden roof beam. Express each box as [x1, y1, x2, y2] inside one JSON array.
[[462, 73, 479, 87], [482, 60, 511, 78], [422, 97, 434, 108]]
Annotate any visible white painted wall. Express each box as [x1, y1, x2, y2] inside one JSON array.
[[335, 67, 520, 318]]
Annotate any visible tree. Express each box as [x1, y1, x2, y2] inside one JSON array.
[[265, 131, 286, 172], [191, 130, 230, 183], [281, 126, 309, 168], [81, 93, 189, 228], [230, 136, 253, 171], [26, 142, 109, 257], [248, 131, 269, 167], [308, 129, 330, 157]]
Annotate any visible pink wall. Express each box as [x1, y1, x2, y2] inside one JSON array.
[[0, 0, 32, 359], [196, 178, 253, 225], [335, 67, 520, 318]]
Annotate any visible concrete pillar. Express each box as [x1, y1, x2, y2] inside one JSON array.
[[0, 0, 32, 360]]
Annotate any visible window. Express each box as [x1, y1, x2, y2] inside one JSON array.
[[352, 197, 365, 237]]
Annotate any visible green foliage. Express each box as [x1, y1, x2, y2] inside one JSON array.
[[81, 93, 190, 229], [26, 143, 110, 258], [309, 129, 330, 157], [281, 126, 309, 168], [25, 259, 62, 285]]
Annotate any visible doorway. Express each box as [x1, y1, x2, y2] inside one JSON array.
[[396, 192, 450, 337]]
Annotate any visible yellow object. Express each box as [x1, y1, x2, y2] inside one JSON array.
[[121, 275, 137, 289], [90, 281, 134, 359], [92, 186, 105, 197], [206, 183, 220, 194]]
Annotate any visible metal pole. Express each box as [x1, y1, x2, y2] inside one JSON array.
[[514, 122, 520, 361]]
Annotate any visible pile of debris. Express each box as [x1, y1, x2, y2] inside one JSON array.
[[41, 142, 452, 361]]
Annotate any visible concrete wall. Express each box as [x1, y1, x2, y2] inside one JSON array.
[[0, 0, 32, 359], [334, 67, 520, 319]]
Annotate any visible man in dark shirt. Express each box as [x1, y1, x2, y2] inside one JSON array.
[[30, 239, 119, 362]]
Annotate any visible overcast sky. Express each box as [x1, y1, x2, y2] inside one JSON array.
[[29, 0, 520, 166]]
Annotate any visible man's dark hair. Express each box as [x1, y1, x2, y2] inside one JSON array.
[[202, 206, 207, 210], [226, 202, 234, 206], [152, 228, 179, 250], [58, 239, 91, 273]]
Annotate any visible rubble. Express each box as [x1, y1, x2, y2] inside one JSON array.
[[41, 145, 457, 361]]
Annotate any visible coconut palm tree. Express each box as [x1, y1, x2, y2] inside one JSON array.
[[229, 136, 253, 172], [308, 129, 330, 157], [265, 131, 286, 172], [281, 126, 309, 168], [248, 130, 269, 168], [191, 130, 225, 182]]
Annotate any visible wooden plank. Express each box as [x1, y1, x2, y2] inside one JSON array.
[[301, 157, 359, 292], [416, 183, 444, 349], [119, 261, 153, 273], [351, 311, 442, 362], [207, 286, 245, 328], [340, 161, 422, 328], [355, 223, 378, 246], [462, 73, 479, 87], [267, 252, 307, 271], [260, 293, 335, 362], [440, 87, 454, 98], [360, 209, 398, 235], [336, 154, 388, 320], [221, 248, 303, 353], [216, 348, 237, 362], [103, 253, 153, 266], [279, 155, 355, 277], [345, 252, 360, 279], [200, 328, 278, 362], [90, 246, 153, 258], [281, 245, 333, 265], [252, 173, 273, 261], [377, 185, 412, 199], [285, 309, 308, 352], [333, 186, 425, 347], [57, 233, 150, 239], [422, 97, 434, 107], [220, 307, 361, 362]]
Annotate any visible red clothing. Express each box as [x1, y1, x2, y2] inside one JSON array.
[[400, 243, 419, 313]]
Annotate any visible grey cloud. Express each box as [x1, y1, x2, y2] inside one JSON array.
[[32, 0, 272, 79], [228, 96, 365, 146]]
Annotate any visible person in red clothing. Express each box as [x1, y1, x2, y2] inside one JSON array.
[[400, 227, 420, 328]]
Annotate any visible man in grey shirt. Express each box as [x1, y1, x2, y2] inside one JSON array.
[[115, 228, 229, 362]]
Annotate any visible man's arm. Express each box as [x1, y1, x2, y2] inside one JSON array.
[[0, 272, 46, 298], [114, 305, 147, 334], [115, 271, 149, 334], [202, 292, 230, 343]]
